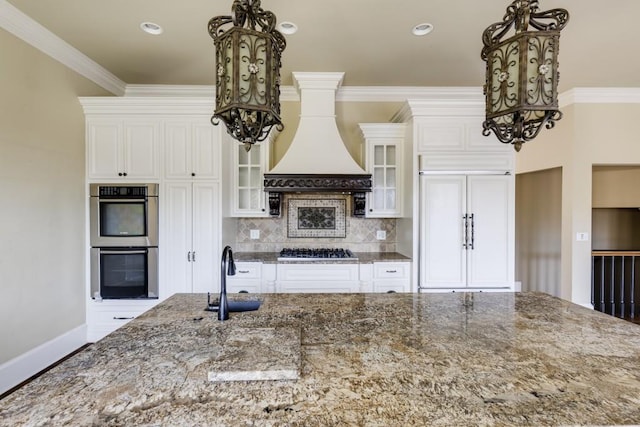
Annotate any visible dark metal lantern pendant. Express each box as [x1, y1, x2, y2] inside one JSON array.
[[481, 0, 569, 152], [208, 0, 286, 151]]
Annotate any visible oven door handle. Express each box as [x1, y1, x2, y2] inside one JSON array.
[[97, 198, 146, 203], [99, 249, 148, 255]]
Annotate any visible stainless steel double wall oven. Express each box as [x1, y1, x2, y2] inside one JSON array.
[[90, 184, 159, 299]]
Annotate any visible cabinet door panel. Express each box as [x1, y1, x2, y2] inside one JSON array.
[[87, 121, 122, 178], [193, 124, 219, 179], [164, 122, 191, 179], [420, 175, 467, 288], [163, 182, 192, 295], [467, 175, 513, 287], [124, 121, 159, 179], [191, 182, 220, 293], [231, 142, 267, 216]]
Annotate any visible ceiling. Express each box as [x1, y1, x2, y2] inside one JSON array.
[[6, 0, 640, 92]]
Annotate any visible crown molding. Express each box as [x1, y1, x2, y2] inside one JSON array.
[[124, 85, 215, 97], [123, 84, 486, 103], [559, 88, 640, 107], [0, 0, 125, 95], [79, 97, 214, 115], [89, 83, 640, 111]]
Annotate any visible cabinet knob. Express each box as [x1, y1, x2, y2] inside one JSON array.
[[118, 173, 123, 176], [191, 172, 196, 177], [123, 172, 128, 177]]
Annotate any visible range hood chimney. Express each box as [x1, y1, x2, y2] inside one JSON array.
[[264, 72, 371, 217]]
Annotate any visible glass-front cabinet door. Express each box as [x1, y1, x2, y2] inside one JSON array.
[[360, 123, 405, 218], [231, 142, 269, 217], [371, 144, 397, 213]]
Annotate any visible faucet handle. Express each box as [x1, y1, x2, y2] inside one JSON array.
[[227, 248, 236, 276]]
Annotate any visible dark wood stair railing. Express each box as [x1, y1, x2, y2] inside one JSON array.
[[592, 251, 640, 320]]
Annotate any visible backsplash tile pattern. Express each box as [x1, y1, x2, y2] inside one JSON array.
[[235, 194, 396, 253]]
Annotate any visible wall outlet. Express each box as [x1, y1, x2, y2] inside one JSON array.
[[376, 230, 387, 240], [250, 229, 260, 240]]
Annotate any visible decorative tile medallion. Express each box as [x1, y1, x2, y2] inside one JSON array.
[[287, 199, 346, 238]]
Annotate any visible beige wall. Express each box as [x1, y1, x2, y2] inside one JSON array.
[[516, 168, 562, 296], [592, 165, 640, 208], [517, 103, 640, 306], [0, 29, 109, 363]]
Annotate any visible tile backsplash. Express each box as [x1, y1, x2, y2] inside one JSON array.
[[234, 194, 396, 252]]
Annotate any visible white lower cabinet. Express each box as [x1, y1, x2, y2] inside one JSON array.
[[163, 181, 221, 295], [359, 262, 411, 292], [224, 262, 411, 293], [226, 262, 263, 293], [372, 262, 411, 292], [87, 300, 158, 342], [276, 264, 361, 293]]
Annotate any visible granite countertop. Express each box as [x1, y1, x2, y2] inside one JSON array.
[[2, 292, 640, 426], [234, 251, 411, 263]]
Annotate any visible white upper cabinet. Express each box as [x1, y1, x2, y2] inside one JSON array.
[[164, 119, 220, 180], [416, 117, 510, 153], [87, 118, 160, 180], [359, 123, 406, 218], [230, 141, 269, 217]]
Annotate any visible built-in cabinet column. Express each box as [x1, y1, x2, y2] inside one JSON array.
[[391, 100, 515, 292], [81, 97, 223, 341]]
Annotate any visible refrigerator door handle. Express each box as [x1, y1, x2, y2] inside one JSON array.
[[470, 213, 475, 250], [463, 214, 469, 249]]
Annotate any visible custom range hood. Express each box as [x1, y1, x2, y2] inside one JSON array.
[[264, 72, 371, 217]]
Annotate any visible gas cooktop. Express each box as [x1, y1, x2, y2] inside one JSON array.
[[277, 248, 357, 261]]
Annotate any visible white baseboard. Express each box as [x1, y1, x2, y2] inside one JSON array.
[[0, 324, 88, 395]]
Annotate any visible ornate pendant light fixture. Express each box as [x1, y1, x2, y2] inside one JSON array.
[[481, 0, 569, 152], [208, 0, 286, 152]]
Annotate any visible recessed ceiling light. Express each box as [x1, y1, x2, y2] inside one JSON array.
[[278, 21, 298, 35], [412, 23, 434, 36], [140, 22, 163, 35]]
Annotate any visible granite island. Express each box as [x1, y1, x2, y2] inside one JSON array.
[[2, 292, 640, 426]]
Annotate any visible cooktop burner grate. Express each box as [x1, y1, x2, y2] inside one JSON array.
[[278, 248, 357, 261]]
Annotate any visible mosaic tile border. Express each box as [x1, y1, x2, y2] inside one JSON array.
[[287, 198, 346, 238]]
